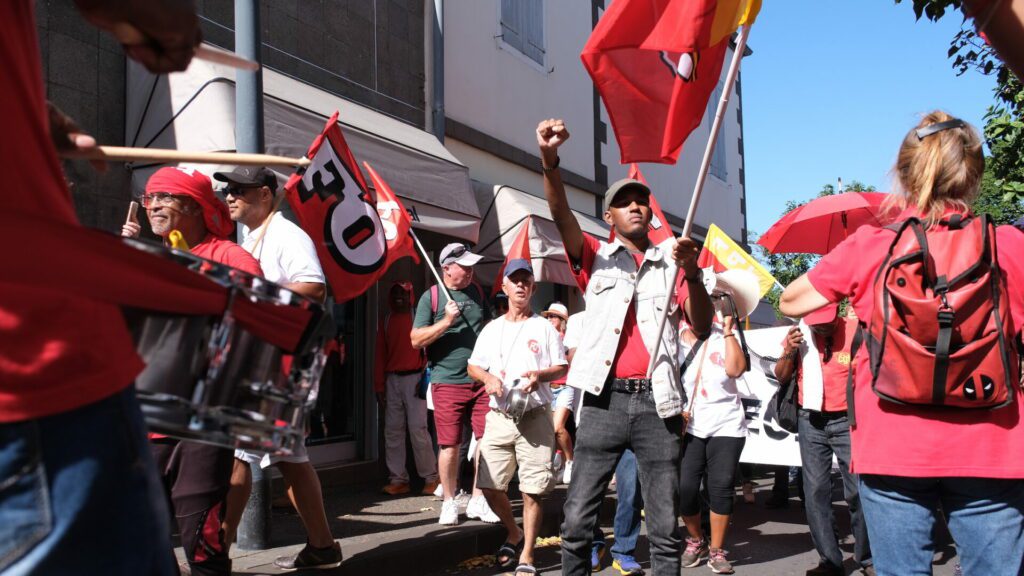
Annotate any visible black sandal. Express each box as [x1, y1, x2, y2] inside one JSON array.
[[514, 563, 537, 575], [496, 540, 523, 568]]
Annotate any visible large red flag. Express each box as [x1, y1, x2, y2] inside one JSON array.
[[364, 161, 420, 267], [608, 164, 676, 245], [493, 217, 532, 296], [582, 0, 760, 164], [285, 112, 390, 303]]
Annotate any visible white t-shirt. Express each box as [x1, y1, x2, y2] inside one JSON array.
[[679, 325, 747, 439], [242, 211, 325, 285], [563, 311, 585, 350], [468, 314, 567, 411]]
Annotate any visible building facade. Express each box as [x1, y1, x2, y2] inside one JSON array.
[[38, 0, 753, 474]]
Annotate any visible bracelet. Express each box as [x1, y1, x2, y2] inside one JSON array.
[[542, 156, 560, 172], [724, 333, 737, 339]]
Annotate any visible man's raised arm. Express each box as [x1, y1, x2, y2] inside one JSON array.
[[537, 119, 584, 262]]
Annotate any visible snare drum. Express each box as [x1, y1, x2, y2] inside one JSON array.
[[122, 238, 330, 454]]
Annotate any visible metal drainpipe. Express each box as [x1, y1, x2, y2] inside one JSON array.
[[431, 0, 444, 142], [234, 0, 271, 551]]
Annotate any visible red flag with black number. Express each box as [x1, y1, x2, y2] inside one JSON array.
[[284, 112, 389, 303], [493, 217, 532, 296], [608, 164, 675, 245], [582, 0, 760, 164], [364, 161, 420, 267]]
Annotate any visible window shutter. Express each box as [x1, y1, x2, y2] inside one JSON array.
[[709, 83, 728, 181], [501, 0, 523, 52], [523, 0, 545, 64]]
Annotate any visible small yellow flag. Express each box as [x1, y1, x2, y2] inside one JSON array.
[[701, 223, 776, 297]]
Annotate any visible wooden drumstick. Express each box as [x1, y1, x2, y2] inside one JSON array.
[[126, 201, 139, 224]]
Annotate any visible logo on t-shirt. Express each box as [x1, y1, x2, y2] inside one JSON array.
[[710, 351, 725, 367], [528, 339, 540, 354], [835, 352, 851, 367]]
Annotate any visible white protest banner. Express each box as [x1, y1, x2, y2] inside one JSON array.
[[734, 325, 802, 467]]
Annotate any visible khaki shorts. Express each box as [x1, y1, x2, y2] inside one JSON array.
[[477, 408, 555, 495]]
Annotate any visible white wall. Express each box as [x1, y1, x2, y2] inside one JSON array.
[[444, 0, 597, 183]]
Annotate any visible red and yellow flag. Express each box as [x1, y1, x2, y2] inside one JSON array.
[[698, 223, 776, 297], [581, 0, 761, 164]]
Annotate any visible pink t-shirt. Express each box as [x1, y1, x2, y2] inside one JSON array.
[[807, 216, 1024, 478]]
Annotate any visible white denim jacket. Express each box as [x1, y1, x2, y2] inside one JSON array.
[[566, 237, 686, 418]]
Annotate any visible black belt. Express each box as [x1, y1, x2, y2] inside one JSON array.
[[393, 368, 423, 376], [610, 378, 652, 394], [800, 408, 846, 419]]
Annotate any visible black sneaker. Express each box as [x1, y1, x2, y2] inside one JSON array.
[[273, 541, 343, 571], [805, 562, 844, 576]]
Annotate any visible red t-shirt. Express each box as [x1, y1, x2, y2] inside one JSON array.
[[807, 217, 1024, 478], [570, 235, 689, 380], [191, 234, 263, 275], [0, 2, 144, 422], [788, 317, 857, 412], [374, 312, 425, 393]]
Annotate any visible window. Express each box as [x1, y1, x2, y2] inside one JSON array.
[[500, 0, 545, 65], [708, 82, 728, 181]]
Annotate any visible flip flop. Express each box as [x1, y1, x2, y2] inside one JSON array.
[[514, 563, 537, 575], [496, 540, 523, 568]]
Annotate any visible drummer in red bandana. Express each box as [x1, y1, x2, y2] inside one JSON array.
[[123, 166, 261, 576]]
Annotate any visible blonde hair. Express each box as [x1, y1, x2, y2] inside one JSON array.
[[885, 111, 984, 225]]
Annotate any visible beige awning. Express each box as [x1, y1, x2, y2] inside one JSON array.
[[125, 51, 481, 243], [473, 183, 609, 288]]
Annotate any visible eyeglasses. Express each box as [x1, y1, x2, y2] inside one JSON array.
[[223, 185, 261, 198], [141, 192, 185, 208]]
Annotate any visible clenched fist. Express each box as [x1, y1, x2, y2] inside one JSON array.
[[537, 119, 570, 167]]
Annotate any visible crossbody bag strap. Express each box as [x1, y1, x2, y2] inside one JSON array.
[[685, 340, 710, 416]]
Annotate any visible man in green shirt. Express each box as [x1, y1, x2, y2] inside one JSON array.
[[411, 243, 494, 525]]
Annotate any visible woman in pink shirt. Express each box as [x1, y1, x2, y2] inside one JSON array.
[[780, 111, 1024, 576]]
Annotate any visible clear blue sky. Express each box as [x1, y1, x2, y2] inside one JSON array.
[[742, 1, 997, 238]]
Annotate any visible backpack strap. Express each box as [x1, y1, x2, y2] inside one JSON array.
[[847, 325, 865, 427], [430, 284, 439, 316]]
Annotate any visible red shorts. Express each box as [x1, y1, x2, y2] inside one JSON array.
[[431, 382, 489, 447]]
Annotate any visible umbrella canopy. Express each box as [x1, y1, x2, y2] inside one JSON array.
[[757, 192, 890, 255]]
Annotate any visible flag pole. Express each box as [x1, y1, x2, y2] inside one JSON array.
[[409, 228, 453, 302], [646, 24, 752, 378]]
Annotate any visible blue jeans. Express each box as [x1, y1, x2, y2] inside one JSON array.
[[561, 386, 683, 576], [798, 410, 870, 570], [593, 449, 644, 558], [0, 387, 174, 575], [860, 474, 1024, 576]]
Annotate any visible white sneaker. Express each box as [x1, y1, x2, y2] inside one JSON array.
[[455, 490, 471, 515], [438, 498, 459, 525], [433, 483, 444, 498], [467, 496, 500, 524], [563, 460, 574, 484]]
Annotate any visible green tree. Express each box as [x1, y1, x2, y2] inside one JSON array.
[[757, 181, 876, 318], [896, 0, 1024, 214]]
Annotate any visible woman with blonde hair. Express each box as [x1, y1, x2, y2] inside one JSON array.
[[780, 111, 1024, 575]]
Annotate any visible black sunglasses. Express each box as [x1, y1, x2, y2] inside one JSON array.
[[223, 185, 262, 197]]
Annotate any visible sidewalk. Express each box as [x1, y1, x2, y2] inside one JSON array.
[[177, 476, 960, 575]]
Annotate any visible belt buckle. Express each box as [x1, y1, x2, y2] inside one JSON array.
[[625, 379, 639, 393]]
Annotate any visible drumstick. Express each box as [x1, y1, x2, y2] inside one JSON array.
[[110, 23, 259, 71], [61, 146, 311, 168], [126, 201, 139, 224]]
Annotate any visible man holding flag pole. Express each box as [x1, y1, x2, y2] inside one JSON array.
[[537, 117, 712, 576]]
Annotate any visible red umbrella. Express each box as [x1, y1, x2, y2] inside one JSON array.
[[757, 192, 890, 255]]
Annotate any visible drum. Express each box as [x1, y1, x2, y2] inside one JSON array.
[[122, 238, 330, 454]]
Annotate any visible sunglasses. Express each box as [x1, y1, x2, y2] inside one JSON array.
[[223, 185, 262, 198], [441, 245, 469, 264]]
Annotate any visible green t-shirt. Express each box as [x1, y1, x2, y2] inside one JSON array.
[[412, 284, 490, 384]]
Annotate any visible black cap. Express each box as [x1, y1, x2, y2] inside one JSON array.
[[603, 178, 651, 212], [213, 166, 278, 192]]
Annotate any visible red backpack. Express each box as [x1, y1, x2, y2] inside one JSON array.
[[852, 214, 1019, 412]]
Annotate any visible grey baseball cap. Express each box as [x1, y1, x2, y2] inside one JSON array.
[[603, 178, 651, 213], [438, 243, 483, 267]]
